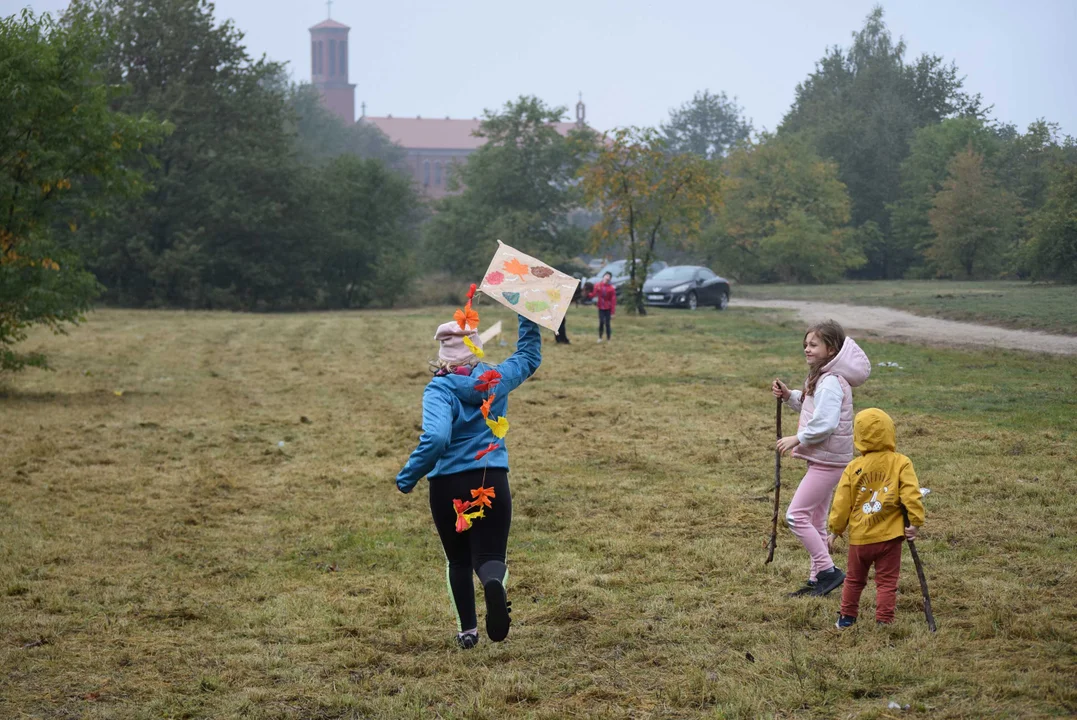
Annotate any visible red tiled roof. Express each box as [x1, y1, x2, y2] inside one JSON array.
[[362, 116, 583, 151], [310, 19, 350, 30]]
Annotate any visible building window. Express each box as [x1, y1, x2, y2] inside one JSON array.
[[329, 39, 336, 75], [316, 41, 323, 74], [434, 163, 442, 186], [339, 42, 347, 79], [311, 43, 317, 76], [423, 161, 430, 186]]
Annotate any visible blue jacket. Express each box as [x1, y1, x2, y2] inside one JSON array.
[[396, 316, 542, 493]]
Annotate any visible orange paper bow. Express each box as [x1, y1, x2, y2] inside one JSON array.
[[470, 485, 496, 509], [454, 303, 480, 331]]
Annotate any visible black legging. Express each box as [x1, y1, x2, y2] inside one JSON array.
[[428, 469, 512, 631], [598, 309, 612, 339]]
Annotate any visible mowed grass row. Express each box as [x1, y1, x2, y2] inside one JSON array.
[[1, 305, 1075, 719], [734, 280, 1077, 336]]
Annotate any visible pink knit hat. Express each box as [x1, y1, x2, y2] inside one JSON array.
[[435, 321, 482, 365]]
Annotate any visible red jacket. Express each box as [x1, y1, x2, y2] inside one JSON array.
[[588, 281, 617, 313]]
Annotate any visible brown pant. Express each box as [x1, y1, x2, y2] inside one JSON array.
[[841, 537, 903, 623]]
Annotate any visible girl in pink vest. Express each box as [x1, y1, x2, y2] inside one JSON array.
[[771, 320, 871, 597]]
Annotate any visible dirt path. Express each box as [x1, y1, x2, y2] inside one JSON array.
[[730, 298, 1077, 355]]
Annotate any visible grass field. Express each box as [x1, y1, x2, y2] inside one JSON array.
[[2, 305, 1075, 719], [733, 281, 1077, 336]]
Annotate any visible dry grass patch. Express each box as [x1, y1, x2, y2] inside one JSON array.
[[1, 306, 1075, 719]]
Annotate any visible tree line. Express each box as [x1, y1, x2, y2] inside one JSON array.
[[3, 1, 1076, 369]]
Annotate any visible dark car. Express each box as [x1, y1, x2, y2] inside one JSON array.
[[643, 265, 730, 310], [583, 259, 668, 303]]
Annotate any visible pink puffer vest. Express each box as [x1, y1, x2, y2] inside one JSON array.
[[792, 337, 871, 468]]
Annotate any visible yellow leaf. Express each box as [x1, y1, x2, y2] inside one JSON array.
[[113, 390, 124, 397], [462, 335, 484, 358], [485, 416, 509, 439]]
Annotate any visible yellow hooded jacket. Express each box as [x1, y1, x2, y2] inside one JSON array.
[[828, 408, 925, 545]]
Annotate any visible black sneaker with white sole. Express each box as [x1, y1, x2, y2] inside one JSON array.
[[483, 578, 511, 642], [810, 567, 845, 597], [456, 631, 479, 649]]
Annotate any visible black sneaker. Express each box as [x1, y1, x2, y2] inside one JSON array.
[[456, 631, 478, 649], [810, 567, 846, 597], [483, 579, 511, 642], [835, 614, 857, 629], [788, 580, 817, 597]]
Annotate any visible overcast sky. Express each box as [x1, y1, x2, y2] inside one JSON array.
[[10, 0, 1077, 137]]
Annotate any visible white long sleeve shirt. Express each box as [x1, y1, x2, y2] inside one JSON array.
[[786, 375, 843, 446]]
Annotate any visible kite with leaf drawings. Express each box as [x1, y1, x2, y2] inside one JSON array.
[[479, 240, 580, 333]]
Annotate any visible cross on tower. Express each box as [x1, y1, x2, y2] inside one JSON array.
[[326, 0, 333, 18]]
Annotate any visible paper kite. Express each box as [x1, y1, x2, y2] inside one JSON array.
[[478, 240, 580, 333]]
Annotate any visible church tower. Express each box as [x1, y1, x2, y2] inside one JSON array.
[[310, 14, 355, 124]]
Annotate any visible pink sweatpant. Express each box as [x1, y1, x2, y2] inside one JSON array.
[[786, 463, 844, 581]]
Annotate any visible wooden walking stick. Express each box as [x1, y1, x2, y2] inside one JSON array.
[[901, 504, 937, 632], [765, 397, 781, 564]]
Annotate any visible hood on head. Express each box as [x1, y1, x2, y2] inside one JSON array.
[[854, 408, 896, 454], [822, 336, 871, 388]]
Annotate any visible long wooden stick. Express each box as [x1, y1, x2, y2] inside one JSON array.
[[901, 505, 937, 632], [765, 397, 781, 564]]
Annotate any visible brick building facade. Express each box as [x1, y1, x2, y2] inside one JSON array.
[[310, 17, 585, 200]]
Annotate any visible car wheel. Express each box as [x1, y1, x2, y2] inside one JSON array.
[[716, 291, 729, 310], [687, 291, 698, 310]]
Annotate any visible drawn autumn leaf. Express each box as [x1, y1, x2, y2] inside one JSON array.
[[546, 289, 561, 302], [531, 266, 554, 278], [485, 271, 504, 285], [525, 300, 549, 312], [502, 291, 520, 305], [503, 257, 530, 281]]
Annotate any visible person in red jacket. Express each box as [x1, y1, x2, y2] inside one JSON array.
[[588, 272, 617, 343]]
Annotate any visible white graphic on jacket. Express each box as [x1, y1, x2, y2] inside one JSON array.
[[854, 469, 895, 528]]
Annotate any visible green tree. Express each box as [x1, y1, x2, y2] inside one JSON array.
[[1027, 153, 1077, 283], [423, 96, 599, 279], [927, 149, 1018, 278], [781, 5, 983, 278], [1, 9, 164, 371], [289, 83, 405, 168], [319, 156, 424, 308], [580, 127, 719, 313], [888, 117, 1000, 277], [661, 90, 752, 160], [68, 0, 322, 309], [706, 133, 858, 283]]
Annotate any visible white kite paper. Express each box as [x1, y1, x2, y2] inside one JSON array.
[[478, 240, 580, 332]]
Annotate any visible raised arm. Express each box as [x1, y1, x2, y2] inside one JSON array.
[[395, 384, 455, 493], [492, 315, 542, 396]]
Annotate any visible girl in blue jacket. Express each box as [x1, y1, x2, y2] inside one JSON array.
[[396, 313, 541, 649]]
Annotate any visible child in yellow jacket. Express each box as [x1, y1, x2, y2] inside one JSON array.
[[827, 408, 925, 627]]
